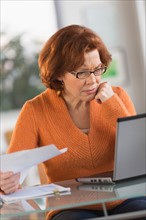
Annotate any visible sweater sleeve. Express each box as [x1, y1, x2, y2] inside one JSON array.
[[7, 101, 39, 154], [101, 86, 136, 128]]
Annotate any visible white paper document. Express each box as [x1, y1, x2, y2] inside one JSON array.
[[1, 145, 67, 184], [0, 183, 71, 204]]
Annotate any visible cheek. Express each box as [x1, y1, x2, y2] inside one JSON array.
[[66, 80, 85, 95], [96, 76, 102, 83], [65, 76, 84, 88], [71, 81, 84, 93], [62, 74, 86, 94]]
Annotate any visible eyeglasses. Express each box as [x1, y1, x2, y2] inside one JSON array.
[[70, 66, 107, 79]]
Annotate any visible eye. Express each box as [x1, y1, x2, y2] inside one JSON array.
[[77, 71, 90, 78], [95, 67, 106, 73]]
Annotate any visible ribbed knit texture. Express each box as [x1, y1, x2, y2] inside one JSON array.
[[7, 87, 136, 219]]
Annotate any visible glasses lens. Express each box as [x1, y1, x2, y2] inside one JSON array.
[[77, 71, 91, 79], [72, 66, 107, 79], [102, 67, 107, 73], [94, 67, 106, 76]]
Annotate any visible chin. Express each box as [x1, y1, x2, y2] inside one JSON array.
[[83, 94, 95, 102]]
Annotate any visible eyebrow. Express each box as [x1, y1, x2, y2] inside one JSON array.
[[77, 63, 102, 71]]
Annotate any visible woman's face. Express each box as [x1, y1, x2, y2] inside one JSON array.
[[60, 49, 103, 102]]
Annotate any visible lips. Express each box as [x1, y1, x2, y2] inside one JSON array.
[[83, 87, 97, 94]]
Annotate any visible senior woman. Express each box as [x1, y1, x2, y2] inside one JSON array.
[[0, 25, 145, 220]]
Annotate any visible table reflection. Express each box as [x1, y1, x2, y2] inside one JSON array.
[[1, 177, 146, 219]]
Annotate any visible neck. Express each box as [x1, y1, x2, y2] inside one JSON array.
[[61, 93, 89, 111]]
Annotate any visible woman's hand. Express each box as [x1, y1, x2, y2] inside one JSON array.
[[95, 82, 114, 103], [0, 171, 20, 194]]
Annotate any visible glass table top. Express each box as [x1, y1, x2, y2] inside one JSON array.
[[1, 176, 146, 218]]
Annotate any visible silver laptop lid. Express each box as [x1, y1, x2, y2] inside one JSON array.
[[113, 113, 146, 181]]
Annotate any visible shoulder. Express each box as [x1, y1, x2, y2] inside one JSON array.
[[112, 86, 135, 110], [112, 86, 124, 93], [21, 88, 59, 115], [19, 89, 48, 116], [112, 86, 129, 97], [27, 89, 48, 105], [24, 89, 53, 108]]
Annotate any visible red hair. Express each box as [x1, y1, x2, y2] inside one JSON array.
[[38, 25, 112, 91]]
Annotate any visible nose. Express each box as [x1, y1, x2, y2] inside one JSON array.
[[86, 73, 100, 84]]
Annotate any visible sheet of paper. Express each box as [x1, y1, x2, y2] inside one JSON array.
[[0, 184, 71, 203], [1, 145, 67, 183]]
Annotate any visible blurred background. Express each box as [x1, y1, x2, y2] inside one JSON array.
[[0, 0, 145, 185]]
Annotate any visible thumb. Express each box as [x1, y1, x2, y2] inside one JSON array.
[[95, 93, 102, 104]]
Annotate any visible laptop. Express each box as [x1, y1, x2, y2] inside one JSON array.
[[77, 176, 146, 199], [76, 113, 146, 184]]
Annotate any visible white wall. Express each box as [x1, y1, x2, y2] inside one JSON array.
[[1, 0, 58, 45], [135, 0, 146, 59], [55, 0, 146, 113]]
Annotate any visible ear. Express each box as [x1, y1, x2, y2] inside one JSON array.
[[57, 76, 63, 81]]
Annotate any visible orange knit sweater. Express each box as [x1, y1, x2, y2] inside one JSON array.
[[7, 87, 136, 219]]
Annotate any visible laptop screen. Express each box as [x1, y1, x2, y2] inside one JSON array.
[[113, 113, 146, 181]]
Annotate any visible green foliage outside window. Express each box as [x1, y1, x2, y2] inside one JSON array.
[[0, 33, 45, 111], [103, 60, 119, 79]]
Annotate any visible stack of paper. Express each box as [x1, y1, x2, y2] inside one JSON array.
[[1, 144, 67, 183], [0, 184, 71, 204]]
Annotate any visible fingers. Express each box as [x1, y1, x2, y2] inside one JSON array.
[[0, 171, 20, 194], [0, 171, 13, 179], [95, 82, 114, 103], [0, 171, 13, 188]]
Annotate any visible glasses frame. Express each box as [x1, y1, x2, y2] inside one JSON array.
[[70, 66, 107, 79]]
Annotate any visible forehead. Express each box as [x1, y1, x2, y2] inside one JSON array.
[[81, 50, 101, 68]]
